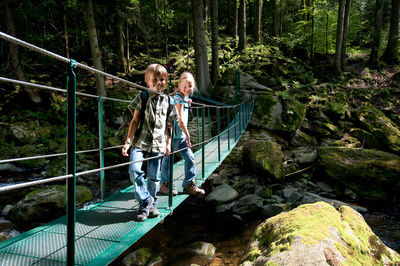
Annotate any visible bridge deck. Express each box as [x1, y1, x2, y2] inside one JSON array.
[[0, 111, 248, 266]]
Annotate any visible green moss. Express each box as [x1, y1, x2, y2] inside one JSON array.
[[254, 93, 277, 118]]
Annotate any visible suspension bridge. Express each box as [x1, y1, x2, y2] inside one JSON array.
[[0, 32, 254, 265]]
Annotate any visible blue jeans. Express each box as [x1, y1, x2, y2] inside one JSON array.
[[160, 137, 196, 187], [129, 147, 162, 207]]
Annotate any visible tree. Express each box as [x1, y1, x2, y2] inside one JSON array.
[[3, 0, 42, 103], [334, 0, 351, 72], [192, 0, 210, 95], [272, 0, 279, 36], [238, 0, 246, 50], [369, 0, 383, 65], [254, 0, 263, 42], [116, 10, 127, 73], [381, 0, 400, 64], [84, 0, 106, 97], [234, 0, 238, 40], [211, 0, 219, 83]]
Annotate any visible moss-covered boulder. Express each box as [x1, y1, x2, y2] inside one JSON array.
[[243, 139, 284, 180], [10, 185, 92, 227], [243, 202, 400, 265], [251, 93, 306, 137], [122, 247, 162, 266], [317, 147, 400, 201], [357, 104, 400, 154]]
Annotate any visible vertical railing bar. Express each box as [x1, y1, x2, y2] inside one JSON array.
[[227, 108, 231, 151], [202, 106, 205, 179], [98, 96, 105, 201], [66, 59, 77, 266], [168, 121, 175, 208], [196, 108, 200, 146], [207, 106, 211, 140], [217, 108, 221, 162]]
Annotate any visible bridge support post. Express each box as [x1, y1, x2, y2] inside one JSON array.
[[98, 96, 105, 201], [168, 121, 175, 208], [66, 59, 77, 266], [202, 107, 205, 179], [227, 108, 230, 151], [217, 108, 221, 162]]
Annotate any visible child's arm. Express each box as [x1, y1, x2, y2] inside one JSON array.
[[122, 110, 141, 157], [176, 102, 191, 147]]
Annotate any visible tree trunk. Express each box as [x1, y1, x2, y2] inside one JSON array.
[[334, 0, 345, 72], [154, 0, 162, 39], [272, 0, 279, 36], [116, 10, 127, 73], [164, 0, 169, 64], [254, 0, 262, 42], [84, 0, 106, 97], [211, 0, 219, 84], [325, 0, 329, 55], [340, 0, 351, 70], [238, 0, 246, 50], [381, 0, 400, 64], [279, 0, 283, 35], [192, 0, 211, 95], [4, 0, 41, 103], [138, 0, 151, 63], [234, 0, 238, 40], [311, 0, 315, 60], [369, 0, 383, 65], [127, 25, 131, 72], [61, 1, 70, 58]]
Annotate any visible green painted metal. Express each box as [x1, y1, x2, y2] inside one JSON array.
[[168, 120, 175, 208], [98, 96, 105, 201], [227, 108, 231, 150], [202, 107, 205, 179], [207, 107, 211, 139], [217, 108, 221, 162], [66, 59, 77, 266], [0, 98, 254, 266], [196, 108, 200, 145]]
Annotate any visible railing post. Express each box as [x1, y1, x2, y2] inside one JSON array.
[[238, 104, 242, 134], [168, 121, 175, 208], [202, 107, 205, 179], [227, 108, 230, 151], [207, 107, 212, 140], [66, 59, 77, 266], [217, 108, 221, 162], [98, 96, 105, 201], [196, 108, 200, 145], [234, 107, 237, 142]]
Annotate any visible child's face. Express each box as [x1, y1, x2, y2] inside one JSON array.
[[148, 73, 166, 92], [179, 80, 194, 96]]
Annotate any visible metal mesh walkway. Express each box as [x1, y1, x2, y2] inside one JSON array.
[[0, 107, 251, 266]]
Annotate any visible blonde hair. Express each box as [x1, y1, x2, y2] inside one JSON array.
[[144, 64, 169, 87], [172, 71, 196, 96]]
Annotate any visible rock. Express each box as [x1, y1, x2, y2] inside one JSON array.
[[231, 178, 257, 195], [205, 184, 239, 204], [10, 185, 93, 226], [243, 139, 284, 180], [215, 201, 236, 213], [208, 173, 228, 186], [357, 104, 400, 154], [260, 204, 285, 218], [271, 195, 284, 203], [243, 202, 400, 265], [303, 192, 367, 213], [316, 182, 334, 193], [295, 150, 318, 164], [232, 194, 263, 215], [1, 205, 14, 216], [10, 124, 36, 144], [0, 163, 24, 173], [290, 129, 315, 147], [122, 247, 162, 266], [188, 241, 216, 261], [317, 147, 400, 201]]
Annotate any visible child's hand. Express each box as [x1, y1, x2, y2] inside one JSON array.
[[122, 143, 130, 157], [165, 145, 171, 156], [188, 98, 192, 104], [186, 137, 192, 147]]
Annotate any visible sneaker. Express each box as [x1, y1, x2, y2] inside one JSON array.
[[159, 182, 178, 196], [183, 181, 205, 196], [136, 196, 154, 222], [149, 204, 159, 218]]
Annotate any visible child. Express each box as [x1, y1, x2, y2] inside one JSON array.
[[159, 72, 205, 196], [122, 64, 178, 221]]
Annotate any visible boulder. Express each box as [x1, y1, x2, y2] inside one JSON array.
[[243, 202, 400, 266], [10, 185, 92, 226], [122, 247, 162, 266], [317, 147, 400, 201], [357, 104, 400, 154], [242, 139, 284, 180], [205, 183, 239, 204], [232, 194, 263, 215], [188, 241, 216, 261], [251, 93, 306, 137]]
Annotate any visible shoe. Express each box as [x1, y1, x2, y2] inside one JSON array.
[[136, 196, 154, 222], [149, 204, 159, 218], [183, 181, 205, 196], [159, 182, 178, 196]]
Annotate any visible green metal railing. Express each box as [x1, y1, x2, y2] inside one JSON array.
[[0, 31, 254, 265]]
